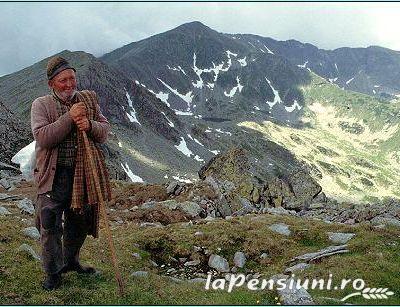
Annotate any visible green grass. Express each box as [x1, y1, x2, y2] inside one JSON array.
[[1, 212, 399, 305], [239, 73, 400, 203]]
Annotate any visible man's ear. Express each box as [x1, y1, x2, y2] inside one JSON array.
[[48, 80, 53, 88]]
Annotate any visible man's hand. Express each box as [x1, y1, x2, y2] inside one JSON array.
[[69, 102, 86, 122], [75, 117, 91, 131]]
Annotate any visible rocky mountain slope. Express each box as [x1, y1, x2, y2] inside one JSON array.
[[0, 101, 31, 165], [1, 21, 399, 204], [232, 33, 400, 99], [101, 21, 310, 124]]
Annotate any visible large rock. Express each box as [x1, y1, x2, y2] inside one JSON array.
[[198, 148, 250, 183], [184, 260, 201, 267], [166, 181, 179, 194], [268, 223, 291, 236], [17, 244, 41, 261], [0, 102, 32, 169], [327, 232, 355, 244], [278, 278, 315, 305], [208, 254, 230, 272], [0, 193, 22, 201], [198, 147, 322, 213], [265, 207, 291, 216], [370, 217, 400, 228], [231, 197, 256, 216], [284, 263, 311, 274], [291, 245, 349, 263], [233, 252, 246, 268], [158, 200, 202, 217], [214, 196, 232, 217], [0, 206, 11, 215], [17, 198, 35, 215], [0, 162, 20, 172], [199, 148, 259, 203], [0, 178, 12, 190], [282, 169, 322, 210], [179, 201, 202, 217], [22, 227, 40, 241]]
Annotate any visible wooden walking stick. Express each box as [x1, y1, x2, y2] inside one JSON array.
[[82, 131, 125, 295]]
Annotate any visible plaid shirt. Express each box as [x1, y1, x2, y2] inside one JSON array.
[[53, 91, 78, 167]]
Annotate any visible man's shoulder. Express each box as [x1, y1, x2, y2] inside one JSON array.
[[32, 95, 53, 108]]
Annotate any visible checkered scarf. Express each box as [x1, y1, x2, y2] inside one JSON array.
[[70, 90, 112, 238]]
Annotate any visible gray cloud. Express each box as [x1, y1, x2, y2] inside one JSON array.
[[1, 2, 399, 76]]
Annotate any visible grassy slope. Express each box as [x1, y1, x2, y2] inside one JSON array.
[[239, 73, 400, 203], [1, 212, 399, 305]]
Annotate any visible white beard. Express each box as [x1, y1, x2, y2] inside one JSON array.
[[56, 89, 77, 102]]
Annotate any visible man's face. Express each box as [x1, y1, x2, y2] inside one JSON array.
[[48, 69, 77, 101]]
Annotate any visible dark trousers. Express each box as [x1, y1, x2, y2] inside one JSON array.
[[35, 167, 91, 275]]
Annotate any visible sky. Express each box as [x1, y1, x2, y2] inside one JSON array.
[[1, 2, 400, 77]]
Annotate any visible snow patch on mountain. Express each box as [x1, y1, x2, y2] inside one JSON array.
[[175, 137, 193, 157], [194, 155, 204, 162], [264, 45, 274, 54], [121, 162, 144, 183], [285, 100, 302, 113], [224, 76, 243, 98], [334, 63, 339, 73], [297, 61, 308, 68], [157, 78, 193, 111], [161, 111, 174, 127], [134, 79, 171, 108], [192, 53, 205, 89], [174, 110, 194, 116], [167, 65, 187, 76], [265, 78, 282, 108], [125, 90, 141, 125], [172, 176, 192, 183], [238, 57, 247, 67], [192, 79, 204, 88], [346, 77, 355, 85], [11, 141, 36, 178], [192, 51, 236, 86], [215, 128, 232, 136], [226, 50, 238, 57], [134, 80, 147, 88], [155, 92, 170, 107], [187, 134, 204, 147]]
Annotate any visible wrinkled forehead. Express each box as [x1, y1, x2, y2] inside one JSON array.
[[52, 68, 76, 82]]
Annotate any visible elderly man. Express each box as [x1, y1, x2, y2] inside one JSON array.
[[31, 56, 111, 290]]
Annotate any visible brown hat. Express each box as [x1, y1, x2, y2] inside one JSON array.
[[46, 56, 76, 80]]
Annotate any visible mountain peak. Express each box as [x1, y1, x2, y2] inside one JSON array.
[[173, 20, 215, 34], [179, 21, 208, 29]]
